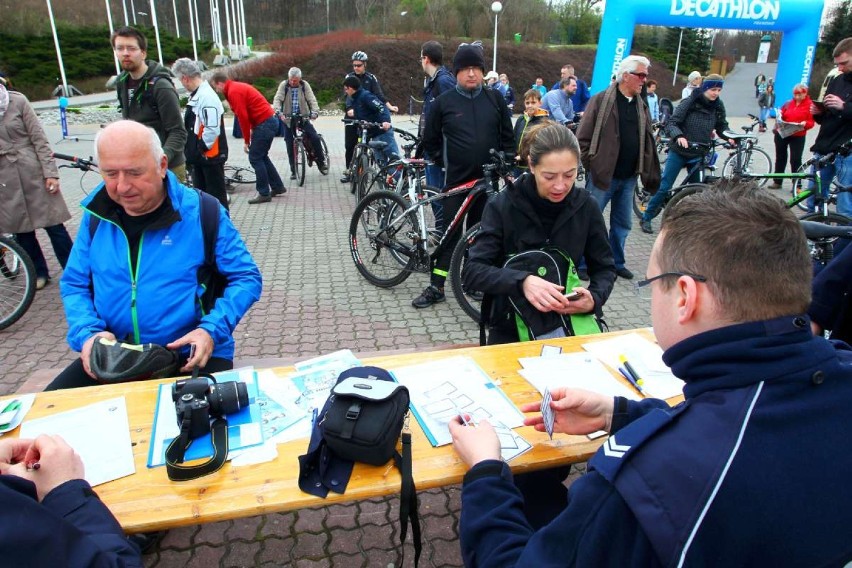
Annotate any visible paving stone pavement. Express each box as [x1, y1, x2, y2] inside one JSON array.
[[0, 113, 805, 567]]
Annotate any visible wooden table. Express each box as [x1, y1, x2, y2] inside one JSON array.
[[13, 328, 667, 533]]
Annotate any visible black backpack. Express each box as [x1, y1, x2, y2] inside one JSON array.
[[88, 189, 226, 313]]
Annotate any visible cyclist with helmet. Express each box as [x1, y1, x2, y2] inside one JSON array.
[[341, 51, 398, 184]]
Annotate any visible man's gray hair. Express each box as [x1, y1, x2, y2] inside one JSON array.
[[171, 57, 202, 79], [617, 55, 651, 83], [288, 67, 302, 79], [94, 122, 165, 167]]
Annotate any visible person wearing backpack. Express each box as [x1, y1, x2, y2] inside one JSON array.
[[273, 67, 328, 178], [112, 27, 187, 182], [47, 121, 262, 390], [415, 41, 515, 309], [462, 121, 615, 346], [172, 58, 229, 210]]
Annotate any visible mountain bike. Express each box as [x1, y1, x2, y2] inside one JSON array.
[[789, 139, 852, 212], [359, 128, 423, 200], [0, 234, 36, 330], [733, 139, 852, 227], [653, 121, 670, 165], [343, 119, 390, 199], [282, 113, 329, 187], [633, 141, 718, 219], [54, 152, 99, 194], [224, 165, 256, 192], [719, 115, 772, 187], [349, 151, 514, 321]]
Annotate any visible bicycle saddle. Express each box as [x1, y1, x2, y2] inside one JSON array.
[[89, 337, 179, 383], [368, 141, 388, 150], [800, 221, 852, 241]]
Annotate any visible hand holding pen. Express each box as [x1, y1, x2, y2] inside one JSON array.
[[1, 435, 84, 501]]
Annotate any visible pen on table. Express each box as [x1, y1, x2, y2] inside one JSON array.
[[618, 362, 643, 394], [619, 355, 645, 386]]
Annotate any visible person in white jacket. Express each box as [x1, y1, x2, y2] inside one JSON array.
[[172, 58, 229, 209]]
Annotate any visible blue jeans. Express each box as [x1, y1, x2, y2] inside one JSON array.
[[369, 129, 400, 166], [807, 150, 852, 217], [589, 175, 636, 270], [642, 150, 702, 221], [759, 106, 770, 125], [249, 116, 285, 196], [425, 163, 445, 229]]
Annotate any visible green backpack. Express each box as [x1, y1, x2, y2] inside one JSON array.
[[502, 247, 602, 341]]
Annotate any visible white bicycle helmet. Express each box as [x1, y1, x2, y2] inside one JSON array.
[[351, 51, 368, 62]]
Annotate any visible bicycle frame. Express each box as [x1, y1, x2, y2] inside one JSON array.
[[381, 158, 509, 268]]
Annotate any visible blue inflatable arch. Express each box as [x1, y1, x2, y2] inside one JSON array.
[[592, 0, 827, 100]]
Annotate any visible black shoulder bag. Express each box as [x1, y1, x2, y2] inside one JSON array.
[[298, 366, 421, 566]]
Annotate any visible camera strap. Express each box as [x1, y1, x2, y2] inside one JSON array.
[[165, 412, 230, 482]]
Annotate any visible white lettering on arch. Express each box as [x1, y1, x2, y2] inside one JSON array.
[[670, 0, 780, 21]]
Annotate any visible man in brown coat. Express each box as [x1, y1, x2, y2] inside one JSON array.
[[0, 83, 73, 290], [577, 54, 660, 281]]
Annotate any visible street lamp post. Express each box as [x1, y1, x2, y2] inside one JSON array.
[[491, 1, 502, 72]]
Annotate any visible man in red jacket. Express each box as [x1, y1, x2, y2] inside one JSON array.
[[211, 72, 285, 204]]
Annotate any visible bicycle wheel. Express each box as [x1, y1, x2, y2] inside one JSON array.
[[449, 223, 483, 323], [349, 147, 364, 197], [656, 139, 669, 165], [224, 165, 256, 186], [633, 183, 653, 219], [319, 136, 329, 175], [355, 152, 375, 202], [0, 236, 36, 330], [349, 190, 418, 287], [722, 146, 772, 187], [295, 140, 307, 187]]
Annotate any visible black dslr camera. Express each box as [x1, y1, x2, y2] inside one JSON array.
[[171, 376, 249, 438]]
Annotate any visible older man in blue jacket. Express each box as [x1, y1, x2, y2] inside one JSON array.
[[450, 182, 852, 566], [48, 120, 262, 389]]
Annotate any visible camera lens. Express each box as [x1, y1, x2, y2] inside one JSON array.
[[208, 381, 249, 416]]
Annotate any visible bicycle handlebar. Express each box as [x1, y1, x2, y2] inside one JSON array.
[[53, 152, 97, 171], [342, 118, 386, 129], [392, 128, 419, 142], [482, 148, 515, 176]]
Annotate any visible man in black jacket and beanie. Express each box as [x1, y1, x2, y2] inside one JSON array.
[[415, 41, 515, 309]]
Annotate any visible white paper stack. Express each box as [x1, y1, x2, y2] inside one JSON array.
[[517, 352, 641, 401], [582, 333, 685, 399]]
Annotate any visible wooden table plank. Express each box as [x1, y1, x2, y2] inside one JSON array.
[[12, 328, 668, 532]]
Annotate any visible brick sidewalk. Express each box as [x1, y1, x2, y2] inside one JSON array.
[[2, 114, 787, 566]]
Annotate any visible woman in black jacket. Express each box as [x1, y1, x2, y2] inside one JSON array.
[[463, 122, 616, 345]]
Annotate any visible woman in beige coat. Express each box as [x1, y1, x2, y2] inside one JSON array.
[[0, 83, 73, 290]]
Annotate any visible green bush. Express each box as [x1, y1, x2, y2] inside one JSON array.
[[314, 87, 339, 108], [252, 76, 279, 102], [0, 25, 213, 98]]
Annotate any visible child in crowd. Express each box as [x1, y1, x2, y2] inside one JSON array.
[[513, 89, 551, 176], [646, 79, 660, 122]]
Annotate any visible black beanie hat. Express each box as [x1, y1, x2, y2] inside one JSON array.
[[453, 42, 486, 75]]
